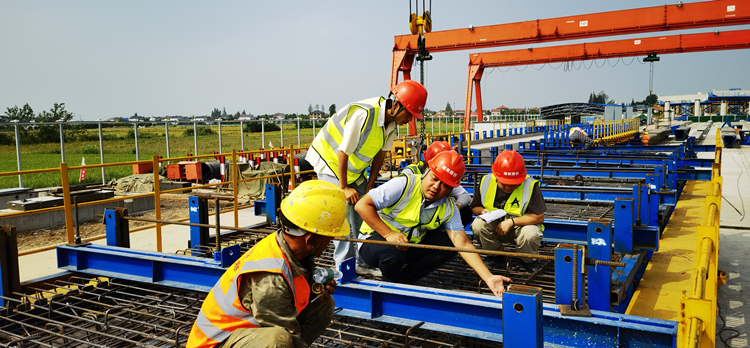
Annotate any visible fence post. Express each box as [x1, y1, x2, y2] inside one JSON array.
[[297, 118, 301, 147], [193, 121, 198, 156], [153, 155, 162, 252], [14, 124, 22, 188], [165, 122, 171, 160], [134, 123, 140, 161], [280, 120, 284, 148], [98, 122, 106, 184], [59, 123, 66, 163], [60, 163, 74, 244], [261, 120, 265, 147], [233, 149, 239, 228], [218, 120, 223, 153], [240, 121, 245, 151]]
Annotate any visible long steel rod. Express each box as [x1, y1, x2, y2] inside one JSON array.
[[118, 215, 624, 266]]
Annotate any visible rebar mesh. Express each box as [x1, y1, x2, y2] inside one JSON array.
[[0, 276, 502, 348]]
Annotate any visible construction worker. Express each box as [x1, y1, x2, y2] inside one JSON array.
[[569, 126, 593, 149], [187, 181, 350, 348], [402, 140, 473, 227], [356, 151, 511, 294], [306, 80, 428, 277], [470, 150, 546, 273]]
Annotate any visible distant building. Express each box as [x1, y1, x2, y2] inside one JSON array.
[[238, 114, 255, 121], [310, 110, 326, 119], [194, 116, 208, 122], [167, 116, 184, 123], [273, 112, 285, 120], [128, 116, 144, 122], [149, 116, 161, 122], [490, 106, 508, 116], [107, 117, 124, 122]]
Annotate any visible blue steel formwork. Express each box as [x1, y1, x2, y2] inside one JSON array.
[[56, 243, 679, 347]]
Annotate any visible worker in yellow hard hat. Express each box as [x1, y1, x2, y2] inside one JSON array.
[[188, 180, 350, 348]]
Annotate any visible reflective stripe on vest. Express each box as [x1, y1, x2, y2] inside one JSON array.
[[187, 234, 311, 348], [310, 97, 386, 184], [401, 161, 424, 176], [361, 172, 455, 243], [480, 174, 544, 230]]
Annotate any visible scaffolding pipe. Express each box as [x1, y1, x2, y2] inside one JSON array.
[[14, 124, 22, 187]]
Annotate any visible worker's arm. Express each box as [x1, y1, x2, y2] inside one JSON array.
[[366, 150, 387, 193], [470, 186, 489, 216], [337, 150, 358, 205], [496, 213, 544, 235], [355, 195, 409, 250], [445, 228, 511, 296], [242, 272, 308, 347], [496, 183, 546, 235], [449, 185, 472, 210]]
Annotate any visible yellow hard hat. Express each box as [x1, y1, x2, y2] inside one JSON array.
[[280, 180, 350, 237]]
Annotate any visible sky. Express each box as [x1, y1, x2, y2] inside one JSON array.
[[1, 1, 748, 120]]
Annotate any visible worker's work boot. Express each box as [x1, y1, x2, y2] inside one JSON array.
[[355, 265, 383, 277], [483, 256, 507, 270]]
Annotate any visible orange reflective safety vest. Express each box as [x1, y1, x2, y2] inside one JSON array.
[[187, 234, 311, 348]]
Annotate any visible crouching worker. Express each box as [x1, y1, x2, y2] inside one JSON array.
[[471, 150, 546, 273], [402, 140, 474, 228], [188, 180, 350, 348], [569, 126, 593, 150], [356, 151, 510, 295]]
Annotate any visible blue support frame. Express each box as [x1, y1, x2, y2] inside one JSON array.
[[104, 208, 130, 248], [555, 245, 585, 309], [189, 196, 208, 251], [504, 285, 544, 348], [614, 199, 634, 254], [587, 220, 613, 312]]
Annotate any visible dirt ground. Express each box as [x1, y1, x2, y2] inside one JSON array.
[[15, 194, 246, 252]]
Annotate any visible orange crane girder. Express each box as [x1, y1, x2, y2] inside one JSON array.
[[464, 29, 750, 129], [394, 0, 750, 135], [394, 1, 750, 53]]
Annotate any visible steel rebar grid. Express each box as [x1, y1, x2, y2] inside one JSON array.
[[0, 275, 503, 348]]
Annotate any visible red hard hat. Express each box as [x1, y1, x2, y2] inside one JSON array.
[[423, 141, 452, 163], [428, 151, 464, 188], [392, 80, 427, 120], [492, 150, 527, 185]]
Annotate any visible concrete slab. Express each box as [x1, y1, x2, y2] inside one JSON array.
[[18, 209, 268, 282]]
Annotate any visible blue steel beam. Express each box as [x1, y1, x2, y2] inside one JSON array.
[[55, 244, 675, 346], [334, 279, 677, 347], [56, 244, 237, 292]]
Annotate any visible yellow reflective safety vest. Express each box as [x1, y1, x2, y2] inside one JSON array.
[[187, 233, 311, 348], [401, 161, 425, 176], [479, 174, 544, 230], [310, 97, 387, 185], [361, 172, 456, 243]]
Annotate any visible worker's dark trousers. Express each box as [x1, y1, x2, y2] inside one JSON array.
[[359, 232, 456, 284]]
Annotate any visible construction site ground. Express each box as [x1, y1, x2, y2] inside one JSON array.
[[12, 122, 750, 346]]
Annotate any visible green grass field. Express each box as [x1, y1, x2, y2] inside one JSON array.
[[0, 123, 423, 189]]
